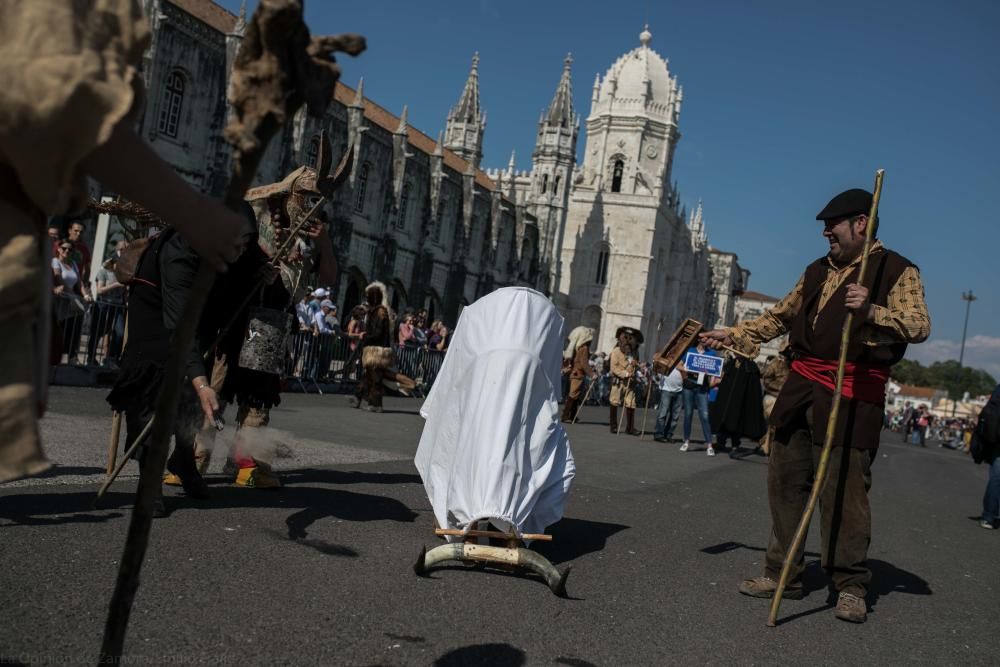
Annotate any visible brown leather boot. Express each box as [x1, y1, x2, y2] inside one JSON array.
[[561, 397, 576, 423], [625, 408, 640, 435], [609, 406, 618, 433]]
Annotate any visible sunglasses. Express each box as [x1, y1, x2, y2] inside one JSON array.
[[59, 246, 72, 251]]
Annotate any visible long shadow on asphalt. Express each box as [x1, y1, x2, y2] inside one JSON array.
[[0, 490, 132, 526], [0, 484, 419, 530], [32, 464, 107, 479], [277, 468, 422, 486], [534, 517, 630, 564], [434, 642, 526, 667]]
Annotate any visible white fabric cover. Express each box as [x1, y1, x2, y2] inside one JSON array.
[[415, 287, 575, 541]]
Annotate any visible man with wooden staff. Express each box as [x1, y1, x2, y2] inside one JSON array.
[[700, 187, 930, 623], [609, 326, 642, 435]]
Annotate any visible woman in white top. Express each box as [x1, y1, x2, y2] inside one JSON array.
[[51, 240, 91, 363]]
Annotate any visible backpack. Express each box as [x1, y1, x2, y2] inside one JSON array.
[[111, 237, 155, 286]]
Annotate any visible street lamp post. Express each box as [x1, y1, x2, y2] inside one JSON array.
[[953, 290, 977, 416]]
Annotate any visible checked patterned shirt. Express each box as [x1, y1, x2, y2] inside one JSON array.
[[729, 240, 931, 353]]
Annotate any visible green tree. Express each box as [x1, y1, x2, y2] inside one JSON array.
[[893, 358, 996, 399]]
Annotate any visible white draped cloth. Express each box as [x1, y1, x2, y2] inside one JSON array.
[[415, 287, 575, 541]]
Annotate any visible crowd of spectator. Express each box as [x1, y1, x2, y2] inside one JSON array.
[[289, 288, 454, 387], [48, 221, 457, 391], [50, 220, 127, 368], [885, 401, 976, 451]]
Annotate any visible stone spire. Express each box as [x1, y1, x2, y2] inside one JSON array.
[[546, 54, 576, 128], [452, 53, 481, 123], [689, 199, 707, 248], [445, 53, 486, 168], [352, 77, 365, 108], [395, 105, 408, 135], [507, 150, 516, 175]]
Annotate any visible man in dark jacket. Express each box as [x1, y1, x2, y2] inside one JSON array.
[[700, 187, 931, 623], [974, 384, 1000, 529]]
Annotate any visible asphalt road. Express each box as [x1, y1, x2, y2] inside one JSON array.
[[0, 387, 996, 666]]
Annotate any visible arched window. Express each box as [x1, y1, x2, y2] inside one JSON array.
[[554, 175, 561, 196], [611, 160, 624, 193], [435, 196, 449, 243], [396, 183, 410, 230], [541, 174, 549, 194], [595, 244, 610, 285], [355, 164, 369, 212], [306, 135, 320, 168], [158, 71, 185, 138]]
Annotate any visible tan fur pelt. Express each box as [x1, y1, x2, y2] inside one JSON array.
[[564, 326, 595, 359], [362, 345, 394, 371]]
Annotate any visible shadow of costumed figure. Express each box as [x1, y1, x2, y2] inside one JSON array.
[[348, 281, 394, 413]]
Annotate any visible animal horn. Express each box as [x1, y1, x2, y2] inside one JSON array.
[[414, 544, 464, 575], [517, 548, 571, 598]]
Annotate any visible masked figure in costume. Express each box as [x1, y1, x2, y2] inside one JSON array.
[[187, 141, 342, 489], [415, 287, 575, 540], [561, 326, 596, 423], [609, 326, 643, 435], [349, 281, 394, 412]]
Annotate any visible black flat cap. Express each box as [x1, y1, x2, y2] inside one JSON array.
[[816, 188, 873, 221]]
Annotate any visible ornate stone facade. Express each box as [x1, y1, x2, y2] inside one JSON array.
[[125, 0, 538, 325], [708, 242, 750, 329], [116, 3, 747, 339], [542, 28, 715, 353]]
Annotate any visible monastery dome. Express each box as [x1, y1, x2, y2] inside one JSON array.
[[593, 26, 681, 122]]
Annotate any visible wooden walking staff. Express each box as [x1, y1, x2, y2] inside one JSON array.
[[639, 321, 663, 439], [767, 169, 885, 627], [105, 315, 129, 476], [571, 378, 595, 424], [98, 2, 364, 661]]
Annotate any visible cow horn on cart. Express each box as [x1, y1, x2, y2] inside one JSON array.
[[414, 544, 571, 598]]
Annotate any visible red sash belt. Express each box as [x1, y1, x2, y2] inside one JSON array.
[[790, 355, 890, 404]]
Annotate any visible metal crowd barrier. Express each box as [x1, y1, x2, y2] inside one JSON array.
[[53, 294, 126, 368], [284, 331, 448, 394]]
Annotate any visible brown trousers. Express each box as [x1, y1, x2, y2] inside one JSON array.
[[765, 407, 875, 596]]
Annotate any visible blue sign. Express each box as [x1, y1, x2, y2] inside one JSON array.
[[684, 351, 724, 377]]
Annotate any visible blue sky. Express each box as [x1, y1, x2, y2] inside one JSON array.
[[220, 0, 1000, 377]]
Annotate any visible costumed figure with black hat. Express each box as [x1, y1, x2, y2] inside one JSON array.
[[348, 281, 395, 413], [561, 326, 597, 423], [609, 326, 643, 435], [700, 187, 930, 624]]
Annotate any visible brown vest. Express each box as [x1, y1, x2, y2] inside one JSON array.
[[790, 248, 913, 365], [773, 247, 915, 449]]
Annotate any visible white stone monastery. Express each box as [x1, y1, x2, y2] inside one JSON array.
[[84, 1, 755, 353]]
